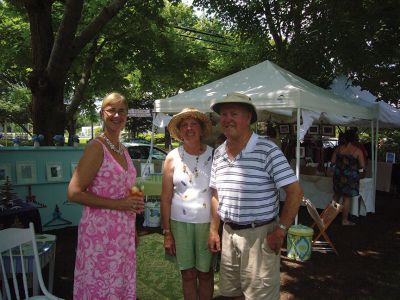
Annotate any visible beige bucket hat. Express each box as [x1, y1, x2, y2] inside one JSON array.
[[168, 107, 212, 142], [210, 92, 257, 124]]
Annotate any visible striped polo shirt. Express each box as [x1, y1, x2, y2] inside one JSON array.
[[209, 133, 298, 225]]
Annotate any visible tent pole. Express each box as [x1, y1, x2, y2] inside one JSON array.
[[295, 108, 301, 225], [148, 112, 156, 165], [374, 119, 379, 207], [370, 120, 376, 208], [140, 112, 156, 179], [4, 120, 8, 146]]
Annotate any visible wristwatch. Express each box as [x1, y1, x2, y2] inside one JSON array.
[[162, 229, 171, 235], [278, 223, 288, 232]]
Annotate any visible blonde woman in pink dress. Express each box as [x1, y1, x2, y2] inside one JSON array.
[[68, 92, 144, 300]]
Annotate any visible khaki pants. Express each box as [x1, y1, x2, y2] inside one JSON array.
[[219, 222, 280, 300]]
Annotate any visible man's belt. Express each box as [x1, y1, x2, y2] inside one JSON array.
[[225, 219, 274, 230]]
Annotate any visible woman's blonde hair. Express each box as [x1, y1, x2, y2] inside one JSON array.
[[101, 92, 128, 111]]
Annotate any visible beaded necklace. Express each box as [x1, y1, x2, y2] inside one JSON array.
[[180, 146, 203, 184], [102, 133, 124, 155]]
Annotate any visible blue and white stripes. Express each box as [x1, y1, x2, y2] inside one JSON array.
[[210, 134, 298, 224]]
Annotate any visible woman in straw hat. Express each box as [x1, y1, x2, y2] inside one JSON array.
[[161, 107, 215, 299]]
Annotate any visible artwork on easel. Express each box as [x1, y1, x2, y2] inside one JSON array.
[[43, 205, 72, 227]]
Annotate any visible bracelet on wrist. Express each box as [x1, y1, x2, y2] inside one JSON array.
[[162, 229, 171, 235]]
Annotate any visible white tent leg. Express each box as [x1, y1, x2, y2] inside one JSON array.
[[374, 120, 379, 208], [370, 120, 375, 210], [295, 108, 301, 225], [141, 112, 157, 179]]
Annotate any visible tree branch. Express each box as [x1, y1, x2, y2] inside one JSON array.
[[23, 0, 54, 73], [261, 0, 285, 57], [70, 0, 128, 58], [47, 0, 84, 81], [66, 38, 106, 120]]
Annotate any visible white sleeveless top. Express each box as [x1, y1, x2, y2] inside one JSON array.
[[170, 145, 213, 223]]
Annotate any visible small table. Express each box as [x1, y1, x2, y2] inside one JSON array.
[[280, 175, 375, 216], [1, 234, 56, 295], [0, 200, 42, 233]]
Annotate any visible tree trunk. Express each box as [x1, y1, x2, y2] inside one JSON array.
[[66, 117, 77, 146], [30, 72, 66, 145], [24, 0, 128, 145]]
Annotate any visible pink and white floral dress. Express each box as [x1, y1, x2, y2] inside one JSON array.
[[73, 139, 137, 300]]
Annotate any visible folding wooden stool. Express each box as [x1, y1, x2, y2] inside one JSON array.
[[303, 198, 343, 255]]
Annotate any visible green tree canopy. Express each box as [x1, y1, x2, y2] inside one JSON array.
[[192, 0, 400, 104]]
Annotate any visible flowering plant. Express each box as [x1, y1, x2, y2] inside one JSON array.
[[53, 134, 65, 146], [32, 134, 44, 142]]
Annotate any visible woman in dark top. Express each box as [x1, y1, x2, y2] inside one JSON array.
[[331, 130, 366, 225]]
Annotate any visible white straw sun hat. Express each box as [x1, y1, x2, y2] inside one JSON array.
[[168, 107, 212, 142], [210, 92, 257, 124]]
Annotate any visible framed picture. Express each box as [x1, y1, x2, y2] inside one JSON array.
[[0, 163, 11, 184], [321, 125, 335, 137], [279, 124, 290, 134], [386, 152, 396, 163], [141, 163, 154, 177], [46, 162, 63, 182], [308, 125, 319, 135], [300, 147, 305, 158], [16, 161, 37, 184], [71, 162, 78, 177]]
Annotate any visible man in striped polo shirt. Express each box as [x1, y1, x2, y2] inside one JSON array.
[[208, 92, 303, 300]]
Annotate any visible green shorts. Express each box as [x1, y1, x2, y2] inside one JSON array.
[[168, 220, 214, 273]]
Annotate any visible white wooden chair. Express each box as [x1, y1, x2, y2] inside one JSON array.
[[0, 223, 63, 299]]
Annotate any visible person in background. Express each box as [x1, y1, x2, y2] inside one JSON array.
[[207, 92, 303, 300], [161, 107, 215, 300], [331, 129, 366, 226], [68, 92, 144, 300], [265, 122, 281, 149]]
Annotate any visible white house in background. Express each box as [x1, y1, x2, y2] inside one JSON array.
[[79, 126, 102, 138]]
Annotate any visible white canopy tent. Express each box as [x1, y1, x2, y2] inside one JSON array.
[[154, 60, 377, 179], [152, 60, 399, 219], [329, 75, 400, 128], [154, 61, 376, 134]]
